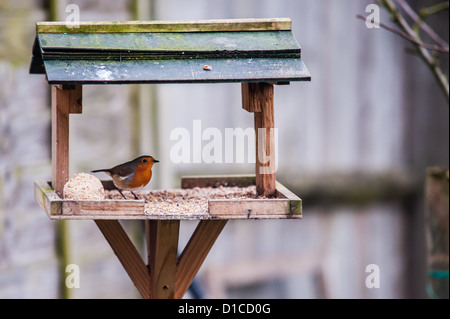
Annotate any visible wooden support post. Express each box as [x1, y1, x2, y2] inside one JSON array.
[[175, 220, 228, 299], [424, 167, 449, 299], [95, 220, 151, 299], [51, 85, 70, 196], [242, 82, 276, 196], [51, 84, 82, 300], [51, 84, 82, 196], [95, 219, 226, 299], [146, 220, 180, 299]]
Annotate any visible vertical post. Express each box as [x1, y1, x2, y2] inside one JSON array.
[[242, 82, 276, 196], [424, 167, 449, 299], [51, 84, 82, 196], [146, 220, 180, 299], [52, 85, 71, 299], [51, 85, 70, 196], [51, 84, 82, 299]]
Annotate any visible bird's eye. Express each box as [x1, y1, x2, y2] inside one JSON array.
[[142, 159, 148, 163]]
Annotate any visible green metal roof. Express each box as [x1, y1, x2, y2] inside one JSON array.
[[30, 18, 311, 84]]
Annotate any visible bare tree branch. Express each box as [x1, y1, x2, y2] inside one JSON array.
[[356, 14, 449, 53], [396, 0, 449, 48], [358, 0, 449, 103], [380, 0, 449, 103], [421, 1, 449, 16]]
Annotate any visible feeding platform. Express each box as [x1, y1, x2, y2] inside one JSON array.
[[30, 18, 310, 299], [35, 175, 301, 220]]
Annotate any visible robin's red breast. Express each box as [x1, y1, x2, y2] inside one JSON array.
[[91, 155, 159, 199]]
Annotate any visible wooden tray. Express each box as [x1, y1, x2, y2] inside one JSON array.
[[35, 175, 301, 220]]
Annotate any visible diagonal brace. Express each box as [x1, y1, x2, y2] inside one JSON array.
[[95, 219, 227, 299]]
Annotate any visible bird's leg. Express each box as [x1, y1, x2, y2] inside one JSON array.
[[117, 189, 127, 199], [130, 191, 139, 200]]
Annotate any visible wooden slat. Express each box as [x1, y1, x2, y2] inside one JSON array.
[[253, 83, 276, 196], [95, 220, 150, 298], [43, 58, 311, 85], [37, 18, 292, 33], [43, 51, 297, 61], [175, 220, 228, 299], [38, 31, 300, 58], [61, 200, 145, 216], [146, 220, 180, 299], [181, 174, 256, 189], [209, 199, 296, 219]]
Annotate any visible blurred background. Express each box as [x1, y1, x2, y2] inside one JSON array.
[[0, 0, 448, 298]]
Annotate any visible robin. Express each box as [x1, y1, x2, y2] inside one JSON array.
[[91, 155, 159, 199]]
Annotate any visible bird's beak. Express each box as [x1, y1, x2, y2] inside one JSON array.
[[153, 159, 160, 163]]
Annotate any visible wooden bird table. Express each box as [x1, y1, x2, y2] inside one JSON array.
[[31, 18, 310, 299]]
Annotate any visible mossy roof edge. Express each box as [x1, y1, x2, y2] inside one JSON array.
[[36, 18, 292, 34]]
